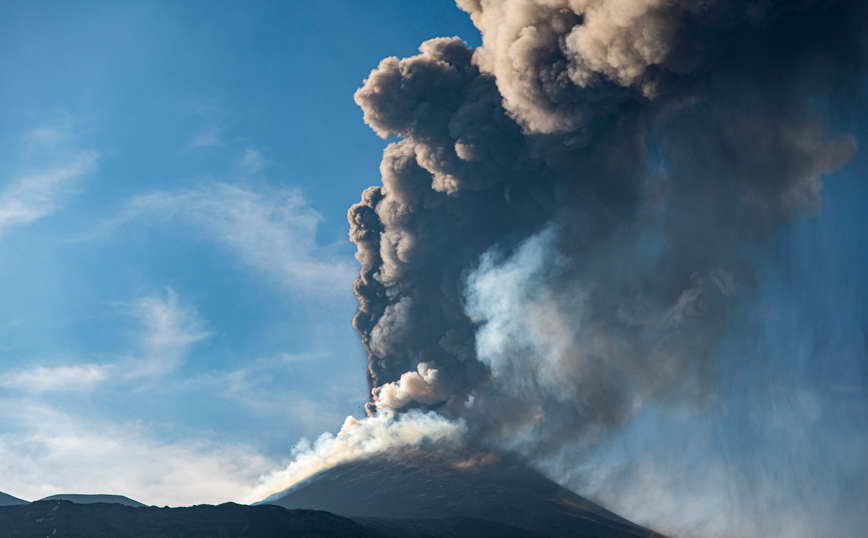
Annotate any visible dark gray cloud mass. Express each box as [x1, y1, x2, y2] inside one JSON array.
[[348, 0, 865, 461]]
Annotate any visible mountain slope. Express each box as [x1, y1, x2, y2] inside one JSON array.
[[38, 494, 145, 507], [0, 492, 28, 507], [264, 447, 666, 538], [356, 516, 546, 538]]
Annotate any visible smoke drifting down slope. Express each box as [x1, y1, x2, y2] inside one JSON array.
[[258, 0, 867, 535]]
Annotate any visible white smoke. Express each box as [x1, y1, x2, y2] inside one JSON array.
[[465, 226, 576, 397], [372, 362, 451, 411], [247, 410, 466, 503]]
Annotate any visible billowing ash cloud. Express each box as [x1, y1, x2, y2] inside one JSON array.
[[348, 0, 864, 454], [259, 0, 867, 533]]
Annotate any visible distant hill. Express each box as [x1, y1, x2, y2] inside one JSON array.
[[0, 500, 380, 538], [0, 499, 594, 538], [263, 446, 666, 538], [0, 492, 28, 507], [37, 494, 145, 507]]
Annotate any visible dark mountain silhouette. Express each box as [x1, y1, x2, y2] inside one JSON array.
[[0, 498, 658, 538], [0, 448, 668, 538], [264, 447, 667, 538], [0, 500, 380, 538], [37, 494, 145, 507], [0, 492, 27, 507]]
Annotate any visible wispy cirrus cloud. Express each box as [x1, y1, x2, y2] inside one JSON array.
[[184, 97, 230, 150], [0, 288, 211, 393], [189, 129, 222, 149], [0, 153, 99, 237], [185, 352, 349, 433], [0, 122, 99, 238], [0, 399, 276, 506], [104, 183, 355, 294], [127, 288, 213, 377], [0, 363, 111, 392], [239, 148, 265, 174]]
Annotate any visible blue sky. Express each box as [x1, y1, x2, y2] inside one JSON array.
[[0, 0, 480, 505]]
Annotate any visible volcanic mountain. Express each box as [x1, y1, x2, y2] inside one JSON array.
[[0, 492, 27, 507], [263, 446, 667, 538]]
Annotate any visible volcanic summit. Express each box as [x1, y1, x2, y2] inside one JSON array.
[[265, 446, 667, 538]]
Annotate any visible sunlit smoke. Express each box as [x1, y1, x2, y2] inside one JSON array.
[[247, 410, 466, 503]]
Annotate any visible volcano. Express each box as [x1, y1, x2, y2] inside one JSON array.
[[263, 447, 667, 538]]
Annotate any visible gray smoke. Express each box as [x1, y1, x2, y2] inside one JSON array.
[[350, 0, 863, 446]]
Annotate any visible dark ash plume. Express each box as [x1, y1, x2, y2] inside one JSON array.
[[348, 0, 864, 457]]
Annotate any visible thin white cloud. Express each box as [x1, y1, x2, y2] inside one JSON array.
[[0, 364, 112, 392], [24, 125, 70, 146], [183, 98, 230, 149], [127, 288, 213, 377], [185, 352, 345, 433], [0, 289, 211, 392], [239, 148, 265, 174], [108, 183, 355, 294], [0, 151, 98, 238], [0, 118, 99, 238], [189, 129, 222, 148], [0, 399, 276, 506]]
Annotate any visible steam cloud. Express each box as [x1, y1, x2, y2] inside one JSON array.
[[247, 410, 466, 503], [261, 0, 867, 535]]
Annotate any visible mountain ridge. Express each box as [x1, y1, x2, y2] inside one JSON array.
[[0, 492, 28, 507], [38, 494, 145, 507], [0, 500, 381, 538]]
